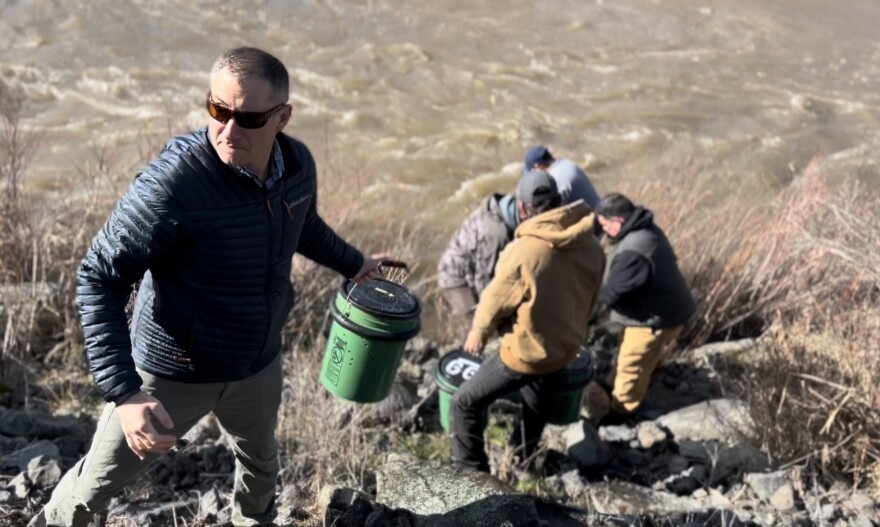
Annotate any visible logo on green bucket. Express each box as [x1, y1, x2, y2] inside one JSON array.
[[443, 356, 480, 380], [326, 336, 347, 386]]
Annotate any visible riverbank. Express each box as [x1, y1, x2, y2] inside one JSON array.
[[1, 92, 878, 525]]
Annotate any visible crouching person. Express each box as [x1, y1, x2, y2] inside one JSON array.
[[449, 171, 605, 472], [595, 193, 696, 422], [437, 192, 519, 334]]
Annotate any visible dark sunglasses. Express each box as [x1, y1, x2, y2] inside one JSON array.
[[206, 94, 287, 129]]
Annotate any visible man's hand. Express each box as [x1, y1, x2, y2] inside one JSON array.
[[463, 331, 484, 356], [116, 391, 177, 461], [350, 253, 394, 284]]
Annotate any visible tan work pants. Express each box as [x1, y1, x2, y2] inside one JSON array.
[[609, 325, 682, 414]]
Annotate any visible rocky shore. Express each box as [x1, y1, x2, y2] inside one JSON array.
[[1, 337, 876, 526]]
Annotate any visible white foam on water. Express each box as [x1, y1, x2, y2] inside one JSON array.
[[448, 170, 515, 203], [590, 65, 620, 74], [363, 182, 423, 196], [762, 136, 783, 148], [2, 0, 880, 211], [291, 68, 344, 97]]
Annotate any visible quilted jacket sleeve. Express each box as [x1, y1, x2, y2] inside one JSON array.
[[295, 182, 364, 279], [77, 171, 178, 403]]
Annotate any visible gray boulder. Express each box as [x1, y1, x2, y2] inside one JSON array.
[[743, 471, 791, 503], [8, 472, 30, 498], [27, 455, 62, 488], [405, 337, 438, 365], [377, 453, 518, 515], [636, 421, 668, 448], [689, 339, 760, 365], [598, 424, 636, 443], [589, 480, 706, 515], [560, 470, 590, 501], [0, 408, 88, 441], [656, 399, 755, 443], [841, 492, 877, 521], [0, 440, 60, 472], [361, 456, 592, 527], [769, 483, 796, 512]]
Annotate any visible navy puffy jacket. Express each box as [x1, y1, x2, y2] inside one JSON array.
[[77, 128, 364, 403]]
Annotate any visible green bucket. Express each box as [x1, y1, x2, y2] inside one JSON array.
[[544, 349, 594, 425], [320, 278, 421, 403], [434, 350, 484, 432]]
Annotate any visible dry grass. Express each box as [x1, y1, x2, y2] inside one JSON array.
[[2, 79, 879, 525], [616, 156, 880, 494], [273, 162, 434, 514], [733, 165, 880, 494], [0, 87, 151, 408]]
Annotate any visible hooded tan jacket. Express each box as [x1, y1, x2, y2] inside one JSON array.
[[468, 201, 605, 374]]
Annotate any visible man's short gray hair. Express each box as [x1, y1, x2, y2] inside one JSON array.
[[211, 47, 289, 104]]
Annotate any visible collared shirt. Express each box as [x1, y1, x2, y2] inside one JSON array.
[[231, 139, 285, 189]]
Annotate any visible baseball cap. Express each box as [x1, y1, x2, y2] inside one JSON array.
[[522, 146, 554, 174], [517, 170, 560, 210]]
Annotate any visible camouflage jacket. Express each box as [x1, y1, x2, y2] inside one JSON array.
[[438, 194, 516, 296]]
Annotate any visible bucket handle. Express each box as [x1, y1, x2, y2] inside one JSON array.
[[379, 259, 409, 270]]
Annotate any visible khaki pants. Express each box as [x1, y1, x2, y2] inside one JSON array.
[[32, 356, 282, 527], [609, 325, 682, 414]]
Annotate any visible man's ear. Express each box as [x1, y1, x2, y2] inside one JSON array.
[[518, 201, 529, 221], [276, 105, 292, 132]]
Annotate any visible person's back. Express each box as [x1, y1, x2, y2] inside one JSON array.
[[522, 146, 601, 208], [549, 158, 601, 209], [437, 193, 517, 325], [451, 171, 605, 473], [487, 201, 604, 372]]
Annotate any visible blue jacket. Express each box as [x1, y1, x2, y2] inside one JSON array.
[[77, 128, 364, 403]]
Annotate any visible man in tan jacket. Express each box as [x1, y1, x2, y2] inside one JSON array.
[[451, 170, 605, 472]]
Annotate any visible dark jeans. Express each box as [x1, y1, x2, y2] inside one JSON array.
[[450, 353, 566, 472]]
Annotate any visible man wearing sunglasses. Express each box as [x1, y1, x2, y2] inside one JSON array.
[[31, 47, 384, 527]]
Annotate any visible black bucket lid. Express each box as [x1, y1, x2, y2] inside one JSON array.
[[435, 349, 483, 390], [341, 278, 421, 318]]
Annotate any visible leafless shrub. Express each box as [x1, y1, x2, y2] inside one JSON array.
[[616, 157, 880, 492], [733, 163, 880, 491]]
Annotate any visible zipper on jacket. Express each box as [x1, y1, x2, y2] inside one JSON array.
[[277, 180, 292, 259], [255, 189, 274, 369]]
